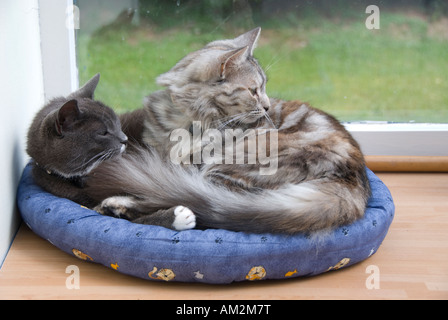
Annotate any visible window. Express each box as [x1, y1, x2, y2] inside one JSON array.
[[70, 0, 448, 156]]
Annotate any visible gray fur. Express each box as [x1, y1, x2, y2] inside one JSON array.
[[27, 74, 128, 179], [26, 74, 195, 231], [29, 29, 371, 234], [143, 27, 270, 154], [89, 146, 367, 234], [127, 28, 370, 234]]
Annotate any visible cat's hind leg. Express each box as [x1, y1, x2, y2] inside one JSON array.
[[94, 196, 196, 231], [132, 206, 196, 231], [172, 206, 196, 231]]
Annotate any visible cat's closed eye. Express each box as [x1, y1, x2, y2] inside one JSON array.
[[98, 130, 108, 136], [249, 88, 258, 97]]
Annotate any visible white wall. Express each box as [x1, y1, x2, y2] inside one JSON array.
[[0, 0, 78, 267], [0, 0, 45, 266]]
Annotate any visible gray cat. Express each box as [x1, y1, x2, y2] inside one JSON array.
[[92, 28, 371, 234], [26, 74, 196, 231]]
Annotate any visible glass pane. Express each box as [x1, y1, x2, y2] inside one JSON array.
[[76, 0, 448, 123]]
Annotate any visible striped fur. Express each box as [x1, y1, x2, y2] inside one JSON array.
[[92, 28, 371, 234], [142, 28, 270, 156]]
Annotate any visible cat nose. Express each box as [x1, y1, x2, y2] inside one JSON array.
[[262, 101, 270, 112], [119, 134, 128, 153], [120, 133, 128, 145], [261, 95, 270, 111]]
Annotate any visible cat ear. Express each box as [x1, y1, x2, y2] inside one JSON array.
[[68, 73, 100, 100], [55, 100, 80, 135], [220, 46, 249, 79], [233, 27, 261, 56]]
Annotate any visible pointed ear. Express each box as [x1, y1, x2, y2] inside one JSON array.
[[219, 46, 249, 79], [233, 27, 261, 56], [55, 100, 80, 135], [157, 70, 175, 87], [68, 73, 100, 100]]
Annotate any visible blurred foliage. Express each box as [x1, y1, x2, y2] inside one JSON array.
[[137, 0, 448, 29], [78, 0, 448, 122]]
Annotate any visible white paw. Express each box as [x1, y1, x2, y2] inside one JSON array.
[[95, 196, 135, 218], [172, 206, 196, 231], [102, 196, 135, 208]]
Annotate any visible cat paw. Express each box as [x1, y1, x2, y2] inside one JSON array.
[[172, 206, 196, 231], [94, 196, 135, 219]]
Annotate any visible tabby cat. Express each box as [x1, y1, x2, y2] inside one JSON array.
[[26, 74, 196, 231], [93, 28, 371, 234]]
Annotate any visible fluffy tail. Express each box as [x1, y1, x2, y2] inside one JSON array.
[[87, 148, 368, 234]]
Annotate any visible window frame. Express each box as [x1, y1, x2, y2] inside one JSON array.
[[39, 0, 78, 102], [346, 123, 448, 156], [49, 0, 448, 158]]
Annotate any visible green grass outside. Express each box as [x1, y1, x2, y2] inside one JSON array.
[[78, 11, 448, 122]]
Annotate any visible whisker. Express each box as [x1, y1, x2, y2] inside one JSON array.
[[212, 112, 247, 124], [235, 113, 252, 126], [67, 153, 83, 166], [264, 55, 282, 72], [71, 149, 113, 174], [264, 113, 276, 129], [216, 113, 248, 130]]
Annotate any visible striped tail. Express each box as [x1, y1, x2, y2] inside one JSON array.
[[88, 148, 368, 234]]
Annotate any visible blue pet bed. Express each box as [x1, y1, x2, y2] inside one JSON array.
[[17, 163, 394, 284]]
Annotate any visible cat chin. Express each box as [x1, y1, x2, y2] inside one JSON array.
[[50, 166, 94, 179], [243, 115, 265, 124], [61, 146, 125, 178]]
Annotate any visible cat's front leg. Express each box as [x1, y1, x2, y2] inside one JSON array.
[[94, 196, 139, 220]]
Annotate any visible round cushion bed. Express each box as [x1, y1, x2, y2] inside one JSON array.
[[17, 164, 394, 284]]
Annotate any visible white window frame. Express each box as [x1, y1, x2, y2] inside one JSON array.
[[346, 123, 448, 156], [39, 0, 78, 102], [45, 0, 448, 157]]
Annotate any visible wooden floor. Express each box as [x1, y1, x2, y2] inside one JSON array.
[[0, 173, 447, 300]]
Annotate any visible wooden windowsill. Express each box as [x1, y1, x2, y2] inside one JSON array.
[[366, 156, 448, 172], [1, 172, 447, 299]]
